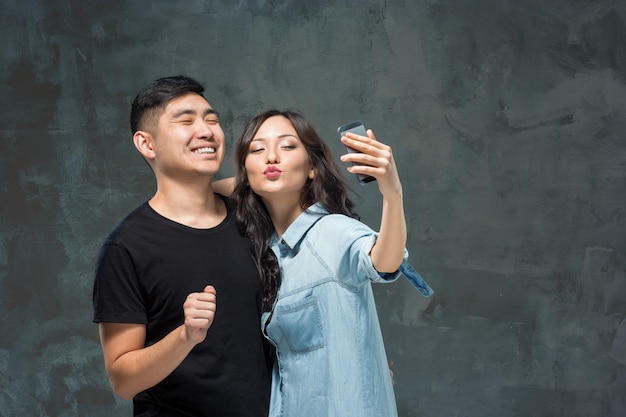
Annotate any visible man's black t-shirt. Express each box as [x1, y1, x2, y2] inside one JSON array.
[[93, 198, 271, 417]]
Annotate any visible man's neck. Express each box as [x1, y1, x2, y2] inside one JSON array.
[[149, 179, 227, 229]]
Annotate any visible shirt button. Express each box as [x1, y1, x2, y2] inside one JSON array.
[[280, 239, 286, 244]]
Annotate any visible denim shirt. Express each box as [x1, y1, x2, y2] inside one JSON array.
[[263, 203, 433, 417]]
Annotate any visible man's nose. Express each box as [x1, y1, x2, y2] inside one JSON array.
[[198, 121, 215, 139]]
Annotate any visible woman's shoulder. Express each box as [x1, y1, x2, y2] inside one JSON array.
[[315, 213, 373, 235], [317, 212, 355, 224]]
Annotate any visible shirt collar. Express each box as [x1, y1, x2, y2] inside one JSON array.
[[271, 202, 328, 249]]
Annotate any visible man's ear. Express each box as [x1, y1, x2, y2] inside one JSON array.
[[133, 131, 156, 161]]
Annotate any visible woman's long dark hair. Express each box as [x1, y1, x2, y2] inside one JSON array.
[[233, 109, 359, 311]]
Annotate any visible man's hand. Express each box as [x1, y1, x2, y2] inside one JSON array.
[[388, 360, 395, 387], [182, 285, 217, 344]]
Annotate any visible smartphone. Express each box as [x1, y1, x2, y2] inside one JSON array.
[[337, 120, 376, 184]]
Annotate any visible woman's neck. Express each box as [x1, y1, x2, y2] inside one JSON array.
[[262, 197, 306, 238]]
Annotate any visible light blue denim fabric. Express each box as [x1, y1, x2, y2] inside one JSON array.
[[263, 203, 433, 417]]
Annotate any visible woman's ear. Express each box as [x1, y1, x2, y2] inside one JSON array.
[[133, 131, 156, 161], [308, 166, 315, 180]]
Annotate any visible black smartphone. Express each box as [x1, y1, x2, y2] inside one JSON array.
[[337, 120, 376, 184]]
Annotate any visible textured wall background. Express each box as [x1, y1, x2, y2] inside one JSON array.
[[1, 1, 625, 416]]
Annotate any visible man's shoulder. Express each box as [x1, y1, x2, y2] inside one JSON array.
[[220, 194, 237, 212], [103, 202, 152, 243]]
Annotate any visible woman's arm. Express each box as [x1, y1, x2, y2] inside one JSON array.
[[340, 130, 406, 273]]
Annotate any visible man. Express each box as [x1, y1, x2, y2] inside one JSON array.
[[92, 76, 271, 416]]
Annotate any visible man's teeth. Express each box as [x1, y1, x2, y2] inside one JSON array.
[[194, 147, 216, 154]]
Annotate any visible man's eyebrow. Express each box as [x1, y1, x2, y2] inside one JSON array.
[[172, 108, 219, 118]]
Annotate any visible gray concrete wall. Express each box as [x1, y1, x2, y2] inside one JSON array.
[[1, 1, 625, 416]]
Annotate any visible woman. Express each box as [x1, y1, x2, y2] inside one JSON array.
[[232, 109, 432, 417]]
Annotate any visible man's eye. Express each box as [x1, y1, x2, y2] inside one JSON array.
[[206, 118, 220, 125]]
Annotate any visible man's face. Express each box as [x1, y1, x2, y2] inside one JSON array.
[[150, 92, 225, 179]]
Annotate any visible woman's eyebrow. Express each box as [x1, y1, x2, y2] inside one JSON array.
[[253, 134, 298, 141]]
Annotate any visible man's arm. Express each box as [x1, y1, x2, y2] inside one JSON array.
[[213, 177, 235, 197], [340, 130, 406, 273], [98, 285, 217, 399]]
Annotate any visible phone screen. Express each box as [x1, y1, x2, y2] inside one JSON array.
[[337, 120, 376, 184]]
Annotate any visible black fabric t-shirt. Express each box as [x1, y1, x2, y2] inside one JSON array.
[[93, 198, 271, 417]]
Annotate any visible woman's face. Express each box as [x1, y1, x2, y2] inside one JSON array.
[[244, 115, 314, 205]]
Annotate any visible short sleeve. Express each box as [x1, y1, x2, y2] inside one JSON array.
[[92, 243, 147, 324]]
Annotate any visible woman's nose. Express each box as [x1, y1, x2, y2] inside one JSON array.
[[266, 147, 279, 163]]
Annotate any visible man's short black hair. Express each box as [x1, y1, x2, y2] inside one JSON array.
[[130, 75, 205, 134]]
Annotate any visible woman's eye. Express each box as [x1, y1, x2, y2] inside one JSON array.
[[281, 145, 296, 150], [250, 148, 264, 154]]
